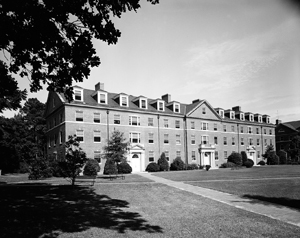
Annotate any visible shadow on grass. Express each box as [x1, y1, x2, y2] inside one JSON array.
[[242, 194, 300, 211], [0, 184, 163, 238]]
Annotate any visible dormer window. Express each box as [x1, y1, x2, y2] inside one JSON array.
[[174, 103, 180, 113], [158, 101, 164, 111], [74, 89, 83, 101], [258, 116, 262, 123], [120, 95, 128, 107], [230, 111, 235, 119], [98, 92, 107, 104], [240, 113, 245, 121], [249, 114, 254, 122], [140, 98, 147, 109], [267, 117, 270, 124], [219, 110, 224, 118]]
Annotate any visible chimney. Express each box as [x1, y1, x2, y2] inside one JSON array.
[[95, 82, 104, 91], [161, 94, 171, 103], [276, 119, 282, 125], [232, 106, 241, 112], [192, 99, 200, 104]]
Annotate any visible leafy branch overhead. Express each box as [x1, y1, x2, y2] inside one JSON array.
[[0, 0, 159, 111]]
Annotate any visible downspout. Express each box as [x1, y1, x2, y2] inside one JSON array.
[[106, 109, 109, 143], [184, 115, 188, 165], [157, 114, 160, 156], [261, 125, 264, 156], [237, 123, 240, 153]]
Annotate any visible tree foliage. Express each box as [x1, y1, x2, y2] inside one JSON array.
[[227, 152, 242, 166], [59, 135, 87, 186], [0, 0, 158, 111], [263, 145, 279, 165], [286, 135, 300, 162], [157, 152, 169, 171]]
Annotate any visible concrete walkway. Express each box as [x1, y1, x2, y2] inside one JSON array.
[[138, 172, 300, 228]]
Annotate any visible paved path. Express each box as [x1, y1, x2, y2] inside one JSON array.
[[138, 172, 300, 228]]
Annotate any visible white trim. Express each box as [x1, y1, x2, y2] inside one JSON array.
[[73, 88, 83, 101], [98, 92, 108, 104], [174, 102, 180, 113], [140, 98, 148, 109]]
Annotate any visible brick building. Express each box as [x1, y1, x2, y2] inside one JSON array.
[[45, 82, 276, 172]]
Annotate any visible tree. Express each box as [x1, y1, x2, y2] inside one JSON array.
[[0, 0, 159, 111], [59, 135, 87, 186], [263, 145, 279, 165], [227, 152, 242, 166], [241, 151, 248, 166], [157, 152, 169, 171], [286, 135, 300, 163]]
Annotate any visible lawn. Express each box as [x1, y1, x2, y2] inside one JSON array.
[[1, 182, 300, 238], [152, 165, 300, 210]]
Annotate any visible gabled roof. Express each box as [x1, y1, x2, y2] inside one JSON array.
[[282, 120, 300, 131]]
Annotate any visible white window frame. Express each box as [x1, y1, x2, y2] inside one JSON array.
[[191, 151, 196, 160], [76, 129, 84, 142], [129, 116, 140, 126], [231, 125, 235, 132], [120, 95, 129, 107], [249, 114, 254, 122], [98, 92, 107, 104], [214, 136, 218, 145], [129, 132, 140, 143], [176, 150, 181, 158], [257, 138, 260, 146], [201, 135, 209, 145], [175, 120, 180, 129], [219, 110, 224, 118], [164, 134, 169, 144], [174, 103, 180, 113], [114, 114, 121, 124], [267, 117, 270, 124], [241, 138, 244, 146], [74, 88, 83, 101], [191, 135, 196, 145], [249, 138, 253, 146], [140, 98, 147, 109], [158, 101, 165, 111], [223, 124, 227, 132], [191, 121, 195, 129], [201, 122, 208, 131], [240, 113, 245, 121], [256, 128, 259, 134], [258, 116, 262, 123], [94, 112, 101, 123], [149, 150, 154, 162], [176, 134, 181, 145], [215, 151, 219, 160], [240, 126, 244, 133], [94, 151, 101, 163], [165, 151, 169, 161], [76, 111, 83, 122], [248, 126, 252, 134], [223, 137, 227, 145], [230, 111, 235, 119], [232, 137, 235, 145], [164, 119, 169, 128], [94, 130, 101, 143], [148, 133, 154, 144], [148, 118, 154, 126]]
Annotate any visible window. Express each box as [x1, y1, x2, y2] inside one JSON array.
[[250, 114, 254, 122], [231, 125, 235, 132], [241, 138, 244, 146], [264, 139, 267, 145], [223, 125, 227, 132], [230, 112, 235, 119], [240, 113, 245, 121], [269, 129, 272, 135], [258, 116, 262, 123], [148, 133, 154, 144], [94, 151, 101, 163], [121, 96, 128, 107], [129, 116, 140, 126], [232, 137, 235, 145], [202, 136, 209, 145], [214, 136, 218, 145], [60, 131, 63, 144], [176, 135, 181, 145], [76, 130, 84, 142], [74, 89, 83, 101], [192, 151, 196, 160], [264, 129, 266, 134], [219, 110, 224, 118], [165, 151, 169, 161], [54, 134, 57, 146], [224, 151, 228, 159], [164, 119, 169, 128], [257, 138, 260, 146], [240, 126, 244, 133], [114, 114, 120, 124], [164, 134, 169, 144], [191, 121, 195, 129], [141, 99, 147, 109], [267, 117, 270, 124], [176, 151, 181, 158], [94, 113, 100, 123], [94, 130, 101, 142], [148, 118, 154, 126], [59, 113, 63, 123], [76, 111, 83, 121], [158, 101, 164, 111], [215, 151, 219, 160], [130, 132, 140, 143], [256, 128, 259, 134], [174, 103, 180, 113], [214, 123, 217, 131], [257, 151, 261, 158], [270, 139, 273, 145], [249, 138, 253, 146], [201, 122, 208, 130], [248, 126, 252, 134], [149, 151, 154, 162], [175, 120, 180, 129], [99, 93, 107, 104], [191, 135, 196, 145], [224, 137, 227, 145], [202, 107, 206, 114]]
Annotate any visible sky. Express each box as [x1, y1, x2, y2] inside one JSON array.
[[2, 0, 300, 123]]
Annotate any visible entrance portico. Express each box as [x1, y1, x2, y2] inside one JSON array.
[[198, 144, 216, 168], [246, 145, 257, 165], [127, 144, 145, 172]]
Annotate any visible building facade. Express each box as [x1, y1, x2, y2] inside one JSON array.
[[45, 82, 276, 172]]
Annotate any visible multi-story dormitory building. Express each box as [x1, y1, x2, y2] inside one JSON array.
[[45, 82, 276, 173]]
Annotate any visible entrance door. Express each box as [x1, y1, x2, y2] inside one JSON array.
[[131, 154, 141, 172], [248, 152, 256, 164], [203, 152, 210, 165]]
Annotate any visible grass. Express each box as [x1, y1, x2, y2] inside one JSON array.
[[152, 165, 300, 210], [1, 182, 300, 237]]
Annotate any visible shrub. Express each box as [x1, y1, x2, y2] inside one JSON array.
[[205, 165, 211, 171], [170, 157, 185, 171], [257, 160, 266, 166], [28, 157, 53, 180], [219, 162, 236, 168], [146, 162, 159, 172], [103, 158, 118, 175], [267, 152, 279, 165], [241, 151, 248, 166], [199, 165, 204, 169], [186, 164, 198, 170], [278, 150, 287, 164], [227, 152, 243, 166], [244, 159, 254, 168], [117, 162, 132, 174], [83, 159, 100, 176], [157, 152, 169, 171]]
